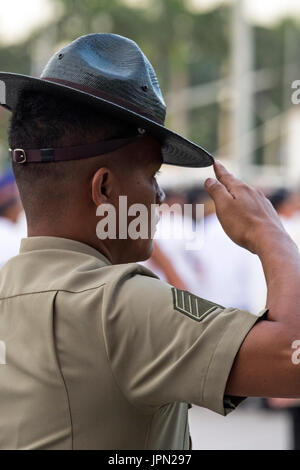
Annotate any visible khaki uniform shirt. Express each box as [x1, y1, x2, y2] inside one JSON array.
[[0, 237, 266, 450]]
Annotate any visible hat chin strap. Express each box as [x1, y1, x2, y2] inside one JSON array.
[[9, 132, 145, 164]]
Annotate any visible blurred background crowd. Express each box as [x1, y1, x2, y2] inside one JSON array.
[[1, 0, 300, 450]]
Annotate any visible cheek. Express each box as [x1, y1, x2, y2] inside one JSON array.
[[143, 181, 157, 206], [126, 180, 157, 231], [128, 177, 156, 205]]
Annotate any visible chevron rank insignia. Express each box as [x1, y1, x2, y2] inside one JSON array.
[[171, 287, 221, 322]]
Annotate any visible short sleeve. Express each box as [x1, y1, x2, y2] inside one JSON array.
[[102, 267, 266, 416]]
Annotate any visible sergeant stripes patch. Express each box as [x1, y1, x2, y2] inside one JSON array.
[[171, 287, 221, 322]]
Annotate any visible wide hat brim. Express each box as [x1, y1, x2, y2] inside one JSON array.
[[0, 72, 214, 168]]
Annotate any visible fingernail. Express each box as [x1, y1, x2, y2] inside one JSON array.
[[205, 178, 216, 187]]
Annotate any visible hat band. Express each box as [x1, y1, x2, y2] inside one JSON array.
[[42, 77, 164, 125], [9, 135, 141, 164]]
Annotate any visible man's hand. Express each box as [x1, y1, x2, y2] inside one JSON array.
[[204, 162, 300, 399], [205, 160, 288, 254]]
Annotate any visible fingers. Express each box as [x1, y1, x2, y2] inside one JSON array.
[[213, 160, 238, 192], [205, 159, 237, 202], [205, 176, 233, 202]]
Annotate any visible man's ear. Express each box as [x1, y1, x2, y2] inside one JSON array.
[[91, 167, 114, 206]]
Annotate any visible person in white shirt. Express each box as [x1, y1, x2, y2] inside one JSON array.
[[145, 186, 266, 313], [0, 168, 26, 267]]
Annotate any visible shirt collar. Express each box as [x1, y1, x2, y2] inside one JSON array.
[[20, 236, 112, 265]]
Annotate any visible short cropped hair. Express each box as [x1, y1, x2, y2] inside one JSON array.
[[9, 89, 136, 150], [8, 90, 136, 223]]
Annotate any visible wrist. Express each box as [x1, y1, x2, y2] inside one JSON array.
[[253, 225, 296, 257]]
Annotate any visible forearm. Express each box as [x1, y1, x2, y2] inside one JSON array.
[[256, 228, 300, 324], [206, 161, 300, 398]]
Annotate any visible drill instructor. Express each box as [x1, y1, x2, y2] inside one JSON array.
[[0, 34, 299, 449]]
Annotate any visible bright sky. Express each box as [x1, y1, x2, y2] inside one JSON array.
[[0, 0, 300, 45], [188, 0, 300, 23], [0, 0, 56, 44]]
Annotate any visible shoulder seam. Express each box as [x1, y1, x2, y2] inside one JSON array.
[[0, 283, 107, 301]]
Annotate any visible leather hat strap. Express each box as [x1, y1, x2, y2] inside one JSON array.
[[9, 135, 140, 164]]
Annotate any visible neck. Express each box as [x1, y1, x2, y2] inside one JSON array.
[[27, 222, 114, 263]]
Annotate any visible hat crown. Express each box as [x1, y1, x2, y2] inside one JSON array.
[[41, 33, 166, 124]]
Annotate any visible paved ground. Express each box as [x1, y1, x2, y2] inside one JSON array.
[[189, 404, 291, 450]]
